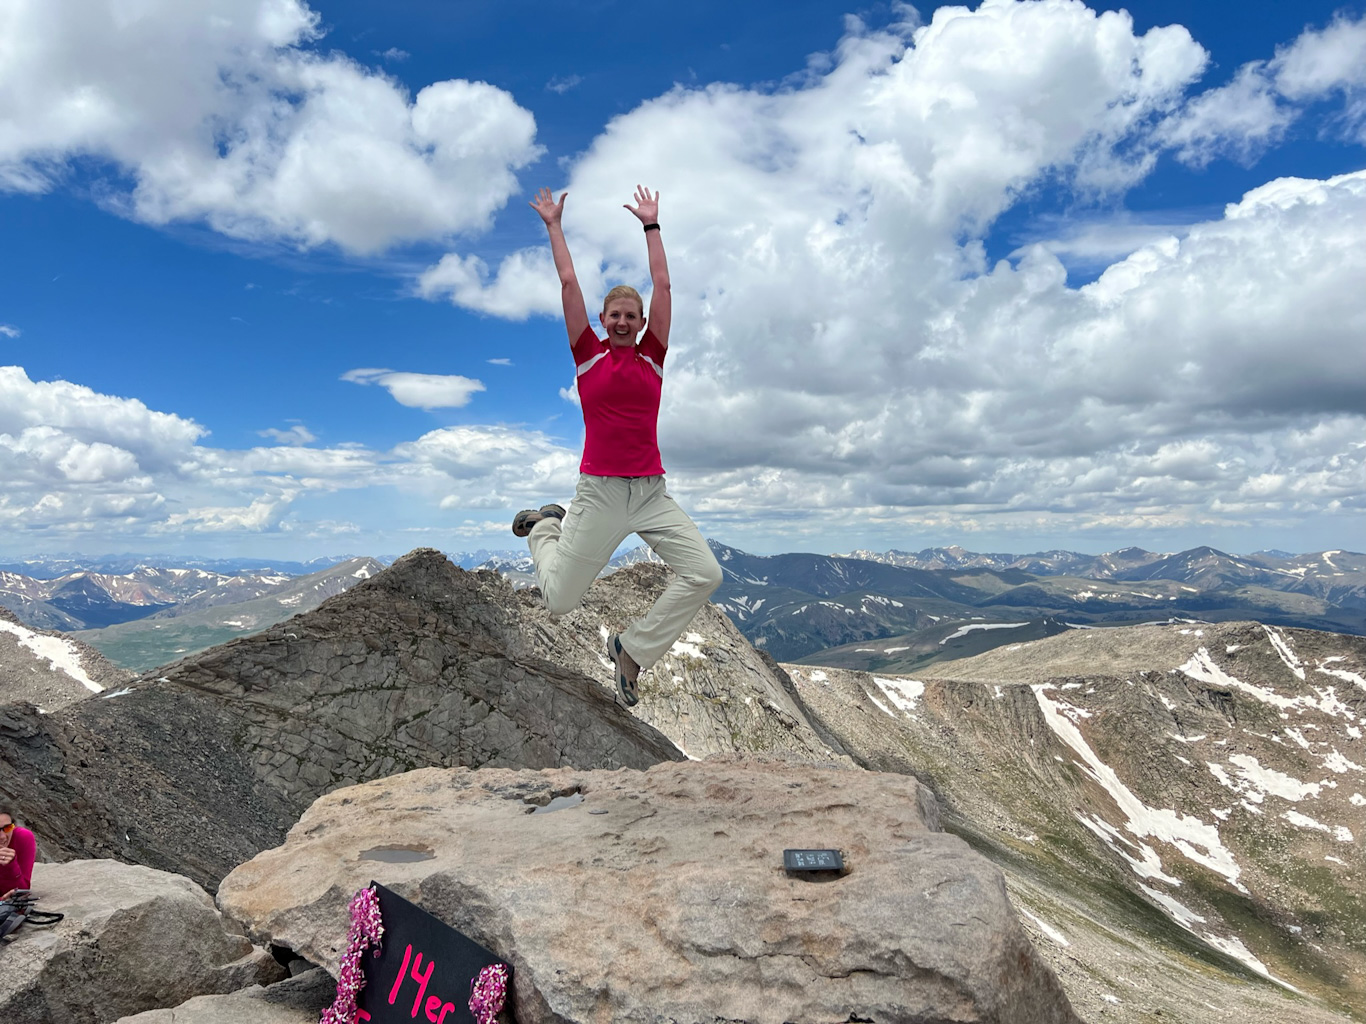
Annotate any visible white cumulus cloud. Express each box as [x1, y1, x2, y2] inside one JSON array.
[[258, 424, 318, 445], [1271, 13, 1366, 101], [0, 362, 583, 543], [341, 368, 486, 410], [154, 496, 294, 534], [0, 0, 542, 252], [1159, 12, 1366, 160]]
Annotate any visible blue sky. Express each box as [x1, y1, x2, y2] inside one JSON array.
[[1, 0, 1363, 561]]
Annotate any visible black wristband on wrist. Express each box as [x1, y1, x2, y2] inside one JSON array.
[[643, 223, 660, 232]]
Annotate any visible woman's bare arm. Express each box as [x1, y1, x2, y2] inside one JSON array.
[[624, 185, 670, 349], [530, 188, 591, 345]]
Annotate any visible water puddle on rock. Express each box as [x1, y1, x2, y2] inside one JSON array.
[[528, 792, 585, 814], [359, 844, 436, 863]]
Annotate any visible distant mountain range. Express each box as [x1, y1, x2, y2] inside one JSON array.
[[0, 558, 384, 671], [2, 543, 1361, 674], [709, 543, 1366, 664], [0, 548, 530, 581], [0, 553, 376, 579]]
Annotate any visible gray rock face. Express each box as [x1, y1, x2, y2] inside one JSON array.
[[0, 860, 284, 1024], [0, 687, 310, 887], [113, 969, 335, 1024], [0, 551, 686, 889], [218, 755, 1081, 1024], [783, 621, 1366, 1023], [146, 549, 686, 805], [506, 560, 849, 763], [0, 606, 132, 711]]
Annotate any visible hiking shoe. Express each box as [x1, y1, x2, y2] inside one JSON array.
[[605, 633, 639, 707], [512, 503, 565, 538]]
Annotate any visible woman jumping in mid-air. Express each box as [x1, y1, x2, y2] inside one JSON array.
[[515, 184, 722, 709]]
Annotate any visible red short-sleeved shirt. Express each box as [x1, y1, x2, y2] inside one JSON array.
[[572, 324, 666, 477]]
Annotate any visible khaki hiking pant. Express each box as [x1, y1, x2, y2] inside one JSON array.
[[527, 474, 723, 671]]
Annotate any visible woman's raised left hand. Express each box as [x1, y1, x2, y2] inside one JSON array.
[[624, 185, 660, 225]]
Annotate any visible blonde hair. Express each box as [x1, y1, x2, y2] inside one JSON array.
[[602, 285, 644, 316]]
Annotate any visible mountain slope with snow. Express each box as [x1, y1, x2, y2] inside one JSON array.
[[0, 607, 133, 711], [782, 620, 1366, 1020]]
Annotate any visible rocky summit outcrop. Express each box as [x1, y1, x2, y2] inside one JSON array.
[[507, 559, 849, 762], [141, 549, 688, 804], [11, 545, 1361, 1022], [0, 606, 132, 711], [782, 621, 1366, 1024], [219, 755, 1081, 1024], [0, 859, 284, 1024], [0, 550, 687, 889]]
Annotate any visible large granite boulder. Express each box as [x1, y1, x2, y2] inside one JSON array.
[[218, 755, 1081, 1024], [113, 970, 335, 1024], [0, 860, 285, 1024]]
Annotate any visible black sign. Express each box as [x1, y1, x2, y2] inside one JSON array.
[[783, 849, 844, 872], [357, 882, 512, 1024]]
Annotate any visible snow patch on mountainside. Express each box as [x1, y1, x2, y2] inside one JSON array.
[[939, 622, 1029, 645], [872, 676, 925, 716], [1179, 648, 1357, 722], [1315, 658, 1366, 693], [1281, 810, 1354, 842], [668, 632, 708, 660], [1034, 683, 1244, 891], [1019, 908, 1070, 948], [1207, 755, 1323, 802], [1263, 625, 1305, 680], [0, 617, 103, 692]]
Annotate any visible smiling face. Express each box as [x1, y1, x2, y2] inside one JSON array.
[[600, 290, 645, 347]]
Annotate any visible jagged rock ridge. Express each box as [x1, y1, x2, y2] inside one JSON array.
[[0, 550, 693, 888]]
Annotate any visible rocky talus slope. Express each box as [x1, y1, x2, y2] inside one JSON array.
[[782, 621, 1365, 1022], [0, 606, 132, 711], [503, 559, 850, 762]]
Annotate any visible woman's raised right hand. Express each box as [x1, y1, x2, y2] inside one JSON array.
[[529, 187, 566, 226]]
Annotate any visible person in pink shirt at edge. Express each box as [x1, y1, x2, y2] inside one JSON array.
[[1, 806, 37, 899], [517, 184, 722, 709]]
